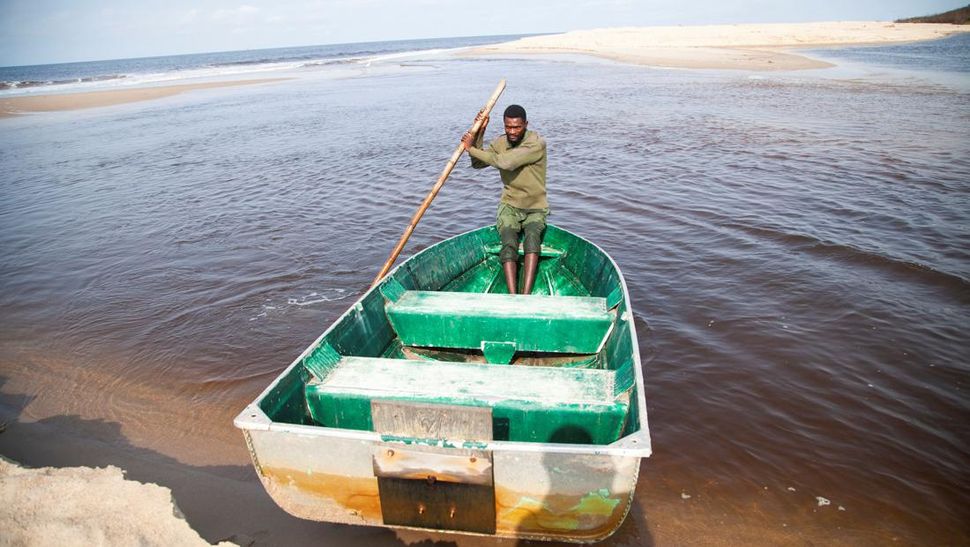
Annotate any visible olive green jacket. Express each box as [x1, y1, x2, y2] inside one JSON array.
[[468, 130, 548, 210]]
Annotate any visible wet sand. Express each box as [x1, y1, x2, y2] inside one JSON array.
[[0, 79, 289, 118], [467, 21, 970, 70]]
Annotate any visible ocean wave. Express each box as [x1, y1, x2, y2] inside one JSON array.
[[724, 221, 970, 292], [300, 57, 362, 68], [0, 36, 508, 97], [0, 73, 128, 90], [0, 63, 298, 96], [0, 50, 429, 96]]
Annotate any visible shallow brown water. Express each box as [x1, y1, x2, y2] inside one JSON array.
[[1, 41, 969, 545]]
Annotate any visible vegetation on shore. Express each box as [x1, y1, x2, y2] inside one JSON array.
[[896, 5, 970, 24]]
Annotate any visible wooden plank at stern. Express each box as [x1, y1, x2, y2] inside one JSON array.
[[372, 79, 507, 286], [371, 399, 497, 534]]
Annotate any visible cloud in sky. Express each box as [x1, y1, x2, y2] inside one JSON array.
[[0, 0, 966, 66]]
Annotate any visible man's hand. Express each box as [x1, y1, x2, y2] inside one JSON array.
[[461, 115, 490, 150], [478, 114, 489, 136], [461, 131, 477, 151]]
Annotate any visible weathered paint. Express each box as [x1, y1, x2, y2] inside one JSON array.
[[372, 444, 493, 485], [247, 425, 640, 542], [481, 340, 517, 364], [371, 399, 493, 440], [304, 356, 629, 444], [386, 291, 613, 354], [495, 489, 625, 539], [492, 449, 640, 541]]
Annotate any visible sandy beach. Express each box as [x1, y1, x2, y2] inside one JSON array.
[[0, 456, 235, 546], [467, 21, 970, 70], [0, 78, 289, 118]]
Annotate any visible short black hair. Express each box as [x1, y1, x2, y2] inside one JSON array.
[[504, 104, 527, 121]]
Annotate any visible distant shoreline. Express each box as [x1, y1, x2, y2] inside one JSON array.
[[2, 21, 968, 118], [0, 78, 289, 118], [464, 21, 970, 71]]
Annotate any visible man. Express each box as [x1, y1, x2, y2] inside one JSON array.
[[461, 104, 548, 295]]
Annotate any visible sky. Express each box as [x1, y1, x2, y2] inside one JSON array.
[[1, 0, 966, 66]]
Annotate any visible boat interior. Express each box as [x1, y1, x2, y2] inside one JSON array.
[[259, 226, 643, 446]]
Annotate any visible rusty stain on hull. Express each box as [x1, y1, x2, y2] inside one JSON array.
[[261, 466, 382, 522], [260, 465, 633, 541]]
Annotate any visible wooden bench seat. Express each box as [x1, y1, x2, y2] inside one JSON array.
[[383, 290, 614, 363], [305, 356, 629, 445]]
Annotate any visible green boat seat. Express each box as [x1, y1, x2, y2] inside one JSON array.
[[384, 290, 614, 363], [305, 356, 629, 444]]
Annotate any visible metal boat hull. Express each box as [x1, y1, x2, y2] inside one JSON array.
[[235, 225, 651, 542]]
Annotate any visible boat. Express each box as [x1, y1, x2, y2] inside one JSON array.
[[234, 224, 652, 542]]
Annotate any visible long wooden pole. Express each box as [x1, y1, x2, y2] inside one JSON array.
[[371, 79, 507, 287]]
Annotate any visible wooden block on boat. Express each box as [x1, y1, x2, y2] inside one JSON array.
[[371, 400, 493, 440], [304, 357, 629, 445]]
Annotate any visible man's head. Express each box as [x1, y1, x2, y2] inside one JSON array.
[[503, 104, 528, 146]]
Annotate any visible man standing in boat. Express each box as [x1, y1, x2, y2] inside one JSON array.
[[461, 104, 548, 295]]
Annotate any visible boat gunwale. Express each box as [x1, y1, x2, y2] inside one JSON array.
[[234, 224, 651, 458]]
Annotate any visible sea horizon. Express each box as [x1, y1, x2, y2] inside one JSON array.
[[0, 33, 536, 96]]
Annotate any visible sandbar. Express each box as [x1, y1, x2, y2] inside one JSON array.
[[0, 78, 288, 118], [0, 456, 234, 546], [466, 21, 970, 70]]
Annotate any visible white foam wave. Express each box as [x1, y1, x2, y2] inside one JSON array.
[[124, 61, 305, 85], [286, 289, 348, 307], [0, 60, 305, 97], [361, 47, 452, 65], [0, 44, 470, 98]]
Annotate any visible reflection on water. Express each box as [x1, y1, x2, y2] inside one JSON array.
[[1, 37, 969, 544]]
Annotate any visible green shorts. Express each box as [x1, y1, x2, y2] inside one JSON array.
[[496, 203, 549, 262]]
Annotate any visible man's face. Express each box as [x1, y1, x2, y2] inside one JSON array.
[[504, 116, 528, 145]]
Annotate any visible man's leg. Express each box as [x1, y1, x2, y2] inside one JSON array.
[[522, 253, 538, 295], [502, 256, 518, 295], [496, 204, 523, 294], [521, 212, 547, 295]]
